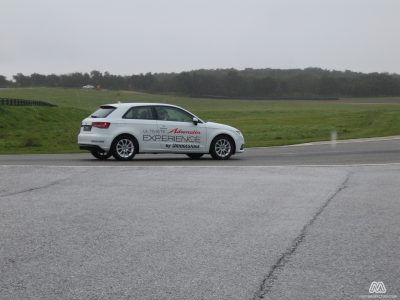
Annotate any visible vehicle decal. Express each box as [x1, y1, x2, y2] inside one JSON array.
[[168, 128, 201, 135], [166, 144, 200, 149], [142, 128, 202, 144], [143, 135, 201, 143]]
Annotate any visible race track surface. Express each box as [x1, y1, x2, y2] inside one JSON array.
[[1, 137, 399, 299], [1, 136, 400, 166]]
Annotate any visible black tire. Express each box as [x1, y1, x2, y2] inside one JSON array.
[[186, 153, 204, 159], [90, 150, 112, 160], [210, 135, 234, 160], [111, 135, 138, 161]]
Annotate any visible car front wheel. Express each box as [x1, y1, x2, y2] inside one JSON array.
[[112, 135, 137, 161], [210, 135, 234, 160]]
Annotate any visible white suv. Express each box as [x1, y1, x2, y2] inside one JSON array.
[[78, 103, 245, 160]]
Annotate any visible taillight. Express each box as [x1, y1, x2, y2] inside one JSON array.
[[92, 122, 111, 129]]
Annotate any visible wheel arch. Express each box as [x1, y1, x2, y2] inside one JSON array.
[[111, 133, 140, 153], [209, 133, 236, 154]]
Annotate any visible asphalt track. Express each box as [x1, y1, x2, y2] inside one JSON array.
[[0, 136, 400, 166], [1, 137, 400, 299]]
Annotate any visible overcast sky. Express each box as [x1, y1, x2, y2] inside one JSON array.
[[1, 0, 399, 79]]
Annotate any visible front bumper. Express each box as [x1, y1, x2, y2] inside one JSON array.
[[235, 135, 245, 153]]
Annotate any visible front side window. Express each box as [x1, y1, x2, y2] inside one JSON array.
[[123, 106, 155, 120], [155, 106, 193, 122]]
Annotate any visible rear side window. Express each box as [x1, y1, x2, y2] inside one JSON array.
[[123, 106, 155, 120], [91, 106, 116, 118]]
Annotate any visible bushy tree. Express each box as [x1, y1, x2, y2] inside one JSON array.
[[0, 75, 11, 87], [5, 68, 400, 98]]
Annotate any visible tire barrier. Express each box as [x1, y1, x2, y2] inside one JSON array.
[[0, 98, 57, 107]]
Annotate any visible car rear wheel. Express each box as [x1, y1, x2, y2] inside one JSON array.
[[210, 135, 234, 160], [90, 150, 112, 160], [186, 153, 204, 159], [112, 135, 137, 161]]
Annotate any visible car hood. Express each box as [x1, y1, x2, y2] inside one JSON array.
[[205, 121, 238, 131]]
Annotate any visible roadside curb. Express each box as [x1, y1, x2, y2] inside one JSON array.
[[250, 135, 400, 149]]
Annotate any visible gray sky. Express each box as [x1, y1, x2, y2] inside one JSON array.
[[1, 0, 399, 79]]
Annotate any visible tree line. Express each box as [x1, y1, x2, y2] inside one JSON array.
[[1, 68, 400, 97]]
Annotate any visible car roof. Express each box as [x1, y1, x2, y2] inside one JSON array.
[[99, 102, 203, 122], [102, 103, 179, 108]]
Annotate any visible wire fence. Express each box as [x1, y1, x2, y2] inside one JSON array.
[[0, 98, 56, 107]]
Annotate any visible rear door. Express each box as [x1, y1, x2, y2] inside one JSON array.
[[154, 106, 207, 153]]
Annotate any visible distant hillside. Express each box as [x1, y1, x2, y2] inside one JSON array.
[[2, 67, 400, 98]]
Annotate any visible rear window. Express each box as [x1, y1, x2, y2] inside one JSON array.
[[91, 106, 116, 118]]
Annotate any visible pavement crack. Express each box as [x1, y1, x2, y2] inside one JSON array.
[[0, 178, 66, 198], [252, 171, 354, 299]]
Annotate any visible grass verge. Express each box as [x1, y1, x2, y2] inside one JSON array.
[[0, 88, 400, 154]]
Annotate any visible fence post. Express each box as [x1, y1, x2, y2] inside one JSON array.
[[0, 98, 57, 107]]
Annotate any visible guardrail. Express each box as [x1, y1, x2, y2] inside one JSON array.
[[0, 98, 57, 107]]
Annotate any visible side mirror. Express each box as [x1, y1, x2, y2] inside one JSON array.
[[193, 117, 199, 125]]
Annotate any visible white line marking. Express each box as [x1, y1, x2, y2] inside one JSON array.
[[1, 163, 400, 168]]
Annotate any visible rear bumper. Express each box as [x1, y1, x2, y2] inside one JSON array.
[[79, 144, 107, 152], [78, 132, 112, 152]]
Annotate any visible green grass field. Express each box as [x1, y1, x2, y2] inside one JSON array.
[[1, 87, 400, 154]]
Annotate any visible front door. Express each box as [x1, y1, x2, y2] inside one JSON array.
[[154, 106, 207, 153]]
